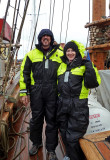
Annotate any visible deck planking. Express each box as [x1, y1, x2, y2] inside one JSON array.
[[80, 130, 110, 160]]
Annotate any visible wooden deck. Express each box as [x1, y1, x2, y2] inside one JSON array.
[[80, 130, 110, 160]]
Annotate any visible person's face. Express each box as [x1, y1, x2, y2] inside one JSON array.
[[41, 35, 51, 49], [66, 48, 76, 62]]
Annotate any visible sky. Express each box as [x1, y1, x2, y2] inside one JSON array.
[[0, 0, 110, 59]]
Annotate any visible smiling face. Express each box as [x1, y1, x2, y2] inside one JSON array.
[[66, 48, 76, 62], [41, 35, 51, 49]]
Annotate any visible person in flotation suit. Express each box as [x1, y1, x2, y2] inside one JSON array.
[[19, 29, 63, 160], [57, 40, 101, 160]]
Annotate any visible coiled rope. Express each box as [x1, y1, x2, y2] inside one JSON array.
[[0, 120, 9, 160]]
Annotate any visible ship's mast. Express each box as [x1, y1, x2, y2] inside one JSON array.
[[93, 0, 106, 21]]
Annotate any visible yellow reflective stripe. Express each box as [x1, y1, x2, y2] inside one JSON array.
[[20, 92, 27, 96], [92, 63, 101, 85], [71, 66, 85, 76], [20, 51, 36, 91], [32, 57, 43, 62], [79, 80, 89, 99], [57, 64, 85, 76], [59, 45, 63, 50], [49, 49, 63, 63], [19, 54, 27, 90], [28, 48, 63, 63], [30, 71, 35, 85], [57, 63, 67, 76], [28, 48, 43, 62]]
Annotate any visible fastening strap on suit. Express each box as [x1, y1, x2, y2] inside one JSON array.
[[45, 45, 60, 69]]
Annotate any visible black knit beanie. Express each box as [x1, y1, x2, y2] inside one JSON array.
[[64, 41, 80, 57]]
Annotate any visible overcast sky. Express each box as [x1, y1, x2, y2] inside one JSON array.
[[0, 0, 110, 59]]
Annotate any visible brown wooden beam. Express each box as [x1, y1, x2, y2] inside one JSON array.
[[93, 0, 106, 21], [85, 18, 110, 28], [86, 42, 110, 50]]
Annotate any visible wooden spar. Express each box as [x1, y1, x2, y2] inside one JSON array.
[[93, 0, 106, 21], [0, 43, 22, 48]]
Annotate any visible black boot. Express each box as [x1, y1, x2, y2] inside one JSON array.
[[29, 143, 43, 156], [47, 152, 58, 160]]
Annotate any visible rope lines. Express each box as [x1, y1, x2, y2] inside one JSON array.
[[60, 0, 65, 43], [49, 0, 52, 29], [30, 0, 42, 50], [12, 0, 22, 43], [51, 0, 55, 31], [65, 0, 72, 43], [0, 105, 31, 160], [16, 0, 30, 44], [0, 0, 18, 118], [49, 0, 56, 31], [0, 0, 30, 107], [0, 1, 30, 158]]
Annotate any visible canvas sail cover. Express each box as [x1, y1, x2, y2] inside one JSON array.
[[86, 70, 110, 135], [86, 97, 110, 135], [97, 70, 110, 112]]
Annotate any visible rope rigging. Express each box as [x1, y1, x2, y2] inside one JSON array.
[[49, 0, 52, 29], [0, 47, 8, 60], [0, 0, 30, 159], [0, 0, 30, 110], [16, 0, 30, 44], [10, 4, 22, 19], [51, 0, 56, 31], [30, 0, 42, 50], [0, 0, 30, 100], [0, 105, 31, 160], [12, 0, 22, 43], [60, 0, 65, 43], [1, 0, 18, 99], [65, 0, 72, 43]]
